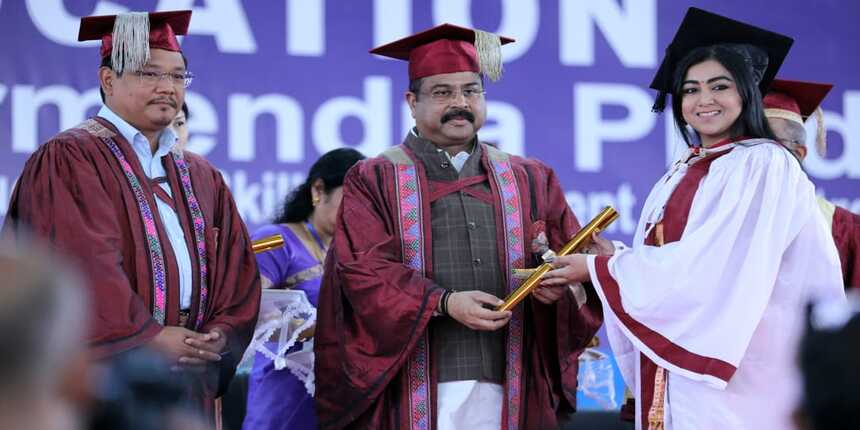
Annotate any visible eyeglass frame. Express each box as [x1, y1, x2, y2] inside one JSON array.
[[134, 69, 195, 88], [415, 84, 486, 103]]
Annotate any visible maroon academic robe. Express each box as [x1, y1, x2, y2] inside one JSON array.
[[2, 117, 261, 410], [314, 140, 603, 429], [831, 205, 860, 289]]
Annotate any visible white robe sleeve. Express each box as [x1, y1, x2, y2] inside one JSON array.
[[587, 143, 842, 389]]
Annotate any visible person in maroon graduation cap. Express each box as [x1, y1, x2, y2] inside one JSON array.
[[2, 10, 260, 424], [313, 23, 602, 430], [764, 79, 860, 289]]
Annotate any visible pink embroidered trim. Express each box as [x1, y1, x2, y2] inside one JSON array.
[[102, 139, 209, 328], [388, 144, 526, 430], [172, 155, 209, 329], [103, 139, 169, 324], [489, 155, 526, 430], [394, 161, 431, 430]]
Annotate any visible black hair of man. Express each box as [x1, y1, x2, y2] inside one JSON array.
[[99, 54, 188, 102], [407, 74, 486, 102], [797, 305, 860, 429]]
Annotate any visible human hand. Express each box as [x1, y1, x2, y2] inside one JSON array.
[[446, 291, 512, 331], [584, 232, 615, 256], [540, 254, 591, 286], [148, 326, 220, 365], [177, 328, 227, 373], [532, 284, 568, 305]]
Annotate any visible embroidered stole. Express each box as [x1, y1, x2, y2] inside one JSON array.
[[77, 119, 210, 329], [382, 143, 526, 430]]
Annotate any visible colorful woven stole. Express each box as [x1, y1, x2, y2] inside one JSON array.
[[485, 145, 526, 430], [172, 156, 209, 329], [86, 119, 209, 328], [382, 144, 526, 430], [382, 146, 431, 429]]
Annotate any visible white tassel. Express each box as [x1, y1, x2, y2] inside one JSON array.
[[111, 12, 150, 74], [814, 107, 827, 157], [473, 29, 503, 82]]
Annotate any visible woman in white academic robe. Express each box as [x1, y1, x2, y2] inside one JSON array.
[[542, 10, 846, 430]]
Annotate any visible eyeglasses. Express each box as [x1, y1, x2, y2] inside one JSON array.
[[421, 87, 486, 103], [135, 70, 195, 88]]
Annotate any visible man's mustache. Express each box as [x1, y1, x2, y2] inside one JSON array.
[[441, 109, 475, 124]]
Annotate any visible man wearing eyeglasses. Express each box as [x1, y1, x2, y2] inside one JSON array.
[[2, 10, 260, 425], [314, 24, 602, 430]]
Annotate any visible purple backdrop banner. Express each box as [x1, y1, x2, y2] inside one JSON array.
[[1, 0, 858, 410]]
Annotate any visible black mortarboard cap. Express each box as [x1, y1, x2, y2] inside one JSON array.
[[649, 7, 793, 112]]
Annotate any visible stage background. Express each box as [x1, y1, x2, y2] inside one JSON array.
[[1, 0, 858, 412]]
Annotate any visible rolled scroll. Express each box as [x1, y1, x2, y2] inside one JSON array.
[[252, 234, 285, 254], [496, 206, 619, 311]]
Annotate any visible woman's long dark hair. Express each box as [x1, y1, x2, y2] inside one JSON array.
[[670, 44, 777, 147], [274, 148, 365, 224]]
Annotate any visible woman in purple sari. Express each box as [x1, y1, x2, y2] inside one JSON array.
[[243, 148, 364, 430]]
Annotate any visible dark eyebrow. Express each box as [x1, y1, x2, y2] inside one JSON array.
[[429, 84, 452, 91], [707, 75, 733, 84], [683, 75, 733, 86]]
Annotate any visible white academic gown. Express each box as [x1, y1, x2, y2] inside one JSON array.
[[587, 140, 845, 429]]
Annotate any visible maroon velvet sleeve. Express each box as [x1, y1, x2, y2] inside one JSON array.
[[526, 162, 604, 413], [314, 162, 444, 429], [195, 162, 261, 395], [2, 135, 161, 358], [832, 206, 860, 289]]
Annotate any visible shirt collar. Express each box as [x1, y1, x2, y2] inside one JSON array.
[[96, 104, 177, 157], [410, 127, 475, 158]]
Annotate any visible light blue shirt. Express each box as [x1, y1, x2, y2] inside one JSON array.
[[97, 105, 194, 310]]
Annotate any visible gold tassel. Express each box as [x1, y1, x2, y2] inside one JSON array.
[[111, 12, 150, 74], [647, 367, 667, 430], [814, 107, 827, 157], [473, 29, 503, 82], [214, 396, 223, 430]]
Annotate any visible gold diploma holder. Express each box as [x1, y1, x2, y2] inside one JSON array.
[[496, 206, 619, 312], [251, 234, 285, 254]]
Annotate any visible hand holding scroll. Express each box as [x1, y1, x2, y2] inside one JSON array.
[[496, 206, 618, 311], [584, 232, 615, 256], [540, 254, 591, 286], [531, 284, 569, 304], [448, 291, 512, 331]]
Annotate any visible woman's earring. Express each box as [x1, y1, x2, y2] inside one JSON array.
[[312, 196, 321, 207]]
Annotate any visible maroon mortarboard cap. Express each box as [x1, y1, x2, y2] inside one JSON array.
[[370, 23, 515, 81], [764, 78, 834, 156], [764, 79, 833, 123], [78, 10, 191, 73]]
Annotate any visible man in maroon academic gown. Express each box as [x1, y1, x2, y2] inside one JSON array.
[[764, 79, 860, 289], [314, 24, 603, 429], [2, 10, 260, 420]]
